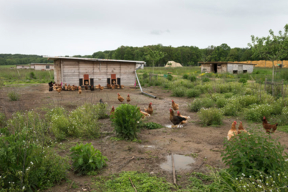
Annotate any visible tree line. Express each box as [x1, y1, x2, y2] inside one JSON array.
[[1, 24, 287, 67]]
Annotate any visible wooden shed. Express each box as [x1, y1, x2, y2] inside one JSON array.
[[30, 63, 54, 71], [199, 62, 257, 74], [46, 57, 146, 87], [16, 65, 32, 69]]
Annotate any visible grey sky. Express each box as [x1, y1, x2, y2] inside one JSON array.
[[0, 0, 287, 56]]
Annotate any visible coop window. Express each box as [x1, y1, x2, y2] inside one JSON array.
[[84, 80, 89, 85], [233, 70, 238, 74], [243, 70, 247, 73], [46, 65, 50, 69]]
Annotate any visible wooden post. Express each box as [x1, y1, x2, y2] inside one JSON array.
[[272, 82, 274, 97], [171, 153, 176, 185], [149, 73, 152, 81], [282, 79, 284, 98], [264, 78, 267, 91]]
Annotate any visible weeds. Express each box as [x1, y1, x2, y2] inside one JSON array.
[[198, 108, 223, 126], [186, 89, 201, 98], [7, 91, 20, 101]]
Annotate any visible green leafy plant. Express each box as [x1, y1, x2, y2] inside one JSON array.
[[0, 131, 68, 191], [111, 104, 143, 140], [70, 143, 107, 175], [172, 87, 186, 97], [202, 77, 210, 82], [0, 112, 6, 128], [198, 108, 223, 126], [143, 72, 148, 79], [188, 75, 197, 82], [140, 122, 162, 129], [167, 74, 173, 81], [182, 74, 189, 79], [29, 72, 36, 79], [216, 98, 226, 108], [186, 89, 201, 98], [7, 91, 20, 101], [238, 78, 247, 84], [189, 98, 214, 112], [221, 130, 288, 177]]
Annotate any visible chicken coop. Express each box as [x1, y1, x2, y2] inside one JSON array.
[[199, 62, 257, 74], [46, 57, 146, 87]]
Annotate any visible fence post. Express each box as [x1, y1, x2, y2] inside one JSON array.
[[149, 73, 152, 81], [282, 79, 284, 98], [264, 78, 267, 91]]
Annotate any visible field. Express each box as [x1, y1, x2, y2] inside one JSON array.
[[1, 67, 288, 191]]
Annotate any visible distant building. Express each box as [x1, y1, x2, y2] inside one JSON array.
[[30, 63, 54, 70], [164, 61, 183, 67], [45, 57, 146, 86], [199, 62, 257, 74], [16, 65, 32, 69], [136, 63, 144, 69]]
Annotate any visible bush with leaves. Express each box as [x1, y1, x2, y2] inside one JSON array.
[[0, 131, 68, 191], [182, 74, 189, 79], [142, 72, 148, 79], [222, 130, 288, 178], [238, 78, 247, 84], [202, 77, 210, 82], [0, 112, 6, 128], [139, 122, 162, 129], [167, 74, 173, 81], [216, 98, 226, 108], [244, 104, 273, 122], [189, 98, 214, 112], [7, 91, 20, 101], [188, 75, 197, 82], [172, 87, 186, 97], [186, 89, 201, 98], [70, 143, 107, 175], [111, 104, 143, 140], [198, 108, 223, 126]]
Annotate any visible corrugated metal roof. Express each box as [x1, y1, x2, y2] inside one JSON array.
[[199, 62, 257, 65], [44, 56, 146, 65]]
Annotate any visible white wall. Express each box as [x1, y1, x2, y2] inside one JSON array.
[[34, 65, 54, 70], [227, 64, 254, 73]]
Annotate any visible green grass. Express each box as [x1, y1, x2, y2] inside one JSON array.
[[138, 66, 201, 76], [278, 125, 288, 133], [0, 65, 17, 68]]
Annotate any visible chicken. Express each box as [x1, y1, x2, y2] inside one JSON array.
[[227, 121, 238, 141], [67, 84, 71, 91], [116, 84, 120, 89], [99, 84, 104, 90], [177, 111, 189, 124], [107, 84, 111, 89], [57, 87, 62, 94], [110, 106, 115, 116], [111, 84, 116, 89], [238, 121, 250, 135], [53, 84, 57, 91], [121, 85, 124, 89], [95, 85, 100, 89], [85, 85, 88, 90], [64, 83, 68, 91], [100, 98, 104, 104], [78, 86, 82, 94], [138, 107, 150, 119], [144, 102, 153, 115], [71, 85, 75, 91], [91, 85, 94, 91], [117, 93, 125, 102], [169, 109, 186, 128], [127, 94, 131, 103], [172, 100, 179, 110], [262, 116, 278, 134]]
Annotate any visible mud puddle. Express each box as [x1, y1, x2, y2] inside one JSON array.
[[160, 154, 195, 171]]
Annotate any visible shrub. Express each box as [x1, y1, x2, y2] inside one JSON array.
[[100, 171, 174, 192], [0, 131, 68, 191], [198, 108, 223, 126], [111, 104, 143, 140], [0, 112, 6, 128], [30, 72, 36, 79], [142, 72, 148, 79], [183, 74, 189, 79], [221, 130, 288, 177], [224, 93, 233, 98], [202, 77, 210, 82], [7, 91, 20, 101], [188, 75, 197, 82], [189, 98, 214, 112], [238, 78, 247, 84], [140, 122, 162, 129], [244, 104, 273, 122], [70, 143, 107, 175], [238, 95, 258, 107], [94, 103, 109, 119], [216, 98, 226, 108], [172, 87, 186, 97], [186, 89, 201, 98], [167, 74, 173, 81]]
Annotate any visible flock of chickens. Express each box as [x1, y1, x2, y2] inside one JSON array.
[[110, 95, 190, 128], [48, 82, 124, 94], [227, 116, 278, 141]]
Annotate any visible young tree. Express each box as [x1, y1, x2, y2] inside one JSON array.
[[248, 24, 288, 82], [145, 47, 166, 73]]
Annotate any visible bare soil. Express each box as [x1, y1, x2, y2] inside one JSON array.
[[1, 84, 288, 192]]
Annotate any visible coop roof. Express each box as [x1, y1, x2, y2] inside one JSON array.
[[45, 56, 146, 65], [199, 62, 257, 65]]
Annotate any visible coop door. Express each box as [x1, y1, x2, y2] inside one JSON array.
[[79, 78, 83, 86], [83, 74, 89, 85], [107, 78, 111, 84], [238, 65, 243, 73], [117, 78, 121, 85], [90, 78, 94, 87], [111, 74, 116, 85]]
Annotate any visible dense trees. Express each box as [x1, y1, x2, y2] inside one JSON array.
[[0, 54, 53, 65]]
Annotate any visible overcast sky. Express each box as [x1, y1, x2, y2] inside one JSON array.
[[0, 0, 287, 56]]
